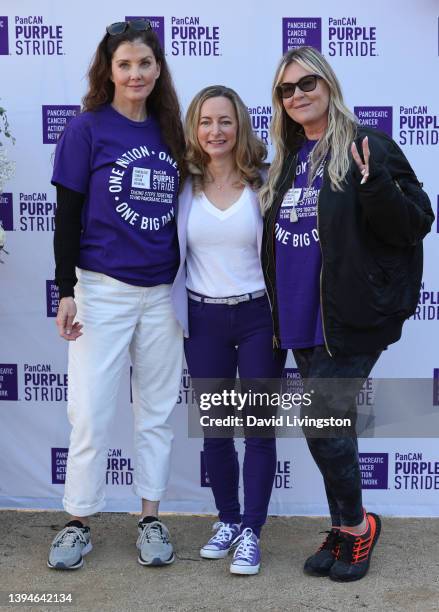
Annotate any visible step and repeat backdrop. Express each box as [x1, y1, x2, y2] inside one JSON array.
[[0, 1, 438, 517]]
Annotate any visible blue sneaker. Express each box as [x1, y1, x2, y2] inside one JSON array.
[[230, 527, 260, 575], [200, 521, 241, 559]]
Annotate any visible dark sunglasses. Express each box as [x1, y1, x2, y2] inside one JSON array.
[[106, 19, 152, 36], [276, 75, 323, 99]]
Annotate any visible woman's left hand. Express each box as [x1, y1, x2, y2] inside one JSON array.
[[351, 136, 370, 184]]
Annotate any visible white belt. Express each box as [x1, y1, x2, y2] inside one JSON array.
[[187, 289, 266, 306]]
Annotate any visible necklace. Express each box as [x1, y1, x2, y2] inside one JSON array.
[[210, 169, 238, 190]]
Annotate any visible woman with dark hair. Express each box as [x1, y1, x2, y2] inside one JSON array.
[[48, 20, 185, 570], [261, 46, 433, 581], [171, 85, 286, 575]]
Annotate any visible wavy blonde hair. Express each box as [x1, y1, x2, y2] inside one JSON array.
[[185, 85, 267, 193], [260, 46, 357, 214]]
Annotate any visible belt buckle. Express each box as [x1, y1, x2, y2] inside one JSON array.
[[226, 296, 240, 306]]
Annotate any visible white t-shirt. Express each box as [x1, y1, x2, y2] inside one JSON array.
[[186, 186, 265, 297]]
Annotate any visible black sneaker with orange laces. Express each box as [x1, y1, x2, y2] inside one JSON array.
[[329, 512, 381, 582], [303, 528, 340, 576]]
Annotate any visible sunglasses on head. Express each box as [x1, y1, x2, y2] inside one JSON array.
[[276, 74, 323, 99], [106, 19, 152, 36]]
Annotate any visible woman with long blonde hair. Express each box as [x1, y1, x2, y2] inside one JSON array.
[[261, 46, 433, 582], [171, 85, 286, 575]]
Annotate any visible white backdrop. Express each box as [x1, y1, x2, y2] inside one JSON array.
[[0, 0, 438, 517]]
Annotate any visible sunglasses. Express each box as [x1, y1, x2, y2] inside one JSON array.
[[276, 75, 323, 99], [106, 19, 152, 36]]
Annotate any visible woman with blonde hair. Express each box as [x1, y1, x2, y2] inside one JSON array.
[[261, 46, 433, 581], [171, 85, 286, 575]]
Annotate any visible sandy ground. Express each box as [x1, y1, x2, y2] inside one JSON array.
[[0, 511, 438, 612]]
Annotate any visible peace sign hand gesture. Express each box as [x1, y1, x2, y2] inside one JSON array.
[[351, 136, 370, 185]]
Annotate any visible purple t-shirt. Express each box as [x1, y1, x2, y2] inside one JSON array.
[[275, 139, 325, 348], [52, 104, 179, 286]]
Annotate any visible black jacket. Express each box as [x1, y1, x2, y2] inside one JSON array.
[[262, 127, 434, 356]]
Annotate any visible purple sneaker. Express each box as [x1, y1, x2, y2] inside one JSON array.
[[200, 521, 241, 559], [230, 527, 260, 575]]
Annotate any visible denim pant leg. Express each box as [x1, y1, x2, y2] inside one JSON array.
[[237, 296, 287, 536], [293, 346, 380, 526], [184, 300, 241, 524]]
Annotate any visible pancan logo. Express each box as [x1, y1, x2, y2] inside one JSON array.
[[283, 18, 321, 52], [24, 363, 68, 402], [394, 452, 439, 490], [42, 105, 80, 144], [399, 105, 439, 146], [356, 378, 374, 408], [0, 364, 18, 401], [354, 107, 392, 137], [282, 368, 304, 395], [248, 105, 272, 145], [327, 17, 377, 57], [200, 451, 210, 487], [359, 453, 388, 489], [0, 193, 13, 230], [0, 16, 9, 54], [51, 447, 68, 484], [14, 16, 63, 55], [125, 16, 165, 51], [170, 16, 221, 56], [19, 192, 56, 232], [46, 281, 59, 317], [410, 282, 439, 321], [274, 459, 293, 489], [106, 448, 134, 486], [434, 369, 439, 407], [178, 367, 196, 405]]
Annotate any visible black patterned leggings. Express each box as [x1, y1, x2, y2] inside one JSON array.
[[293, 345, 381, 526]]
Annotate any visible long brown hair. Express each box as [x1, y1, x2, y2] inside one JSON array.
[[82, 24, 186, 177], [185, 85, 267, 194]]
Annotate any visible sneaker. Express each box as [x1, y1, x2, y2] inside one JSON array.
[[329, 513, 381, 582], [136, 518, 175, 566], [303, 528, 340, 576], [47, 520, 92, 570], [229, 527, 260, 575], [200, 521, 241, 559]]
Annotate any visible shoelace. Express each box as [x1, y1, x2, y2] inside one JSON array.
[[208, 521, 238, 544], [337, 531, 371, 564], [52, 526, 88, 549], [319, 529, 340, 555], [137, 521, 169, 546], [231, 527, 258, 561]]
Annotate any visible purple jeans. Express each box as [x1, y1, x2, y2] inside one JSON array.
[[184, 294, 286, 536]]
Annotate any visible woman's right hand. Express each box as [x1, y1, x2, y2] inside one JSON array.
[[56, 297, 83, 341]]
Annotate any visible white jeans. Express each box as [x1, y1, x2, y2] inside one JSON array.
[[63, 270, 183, 516]]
